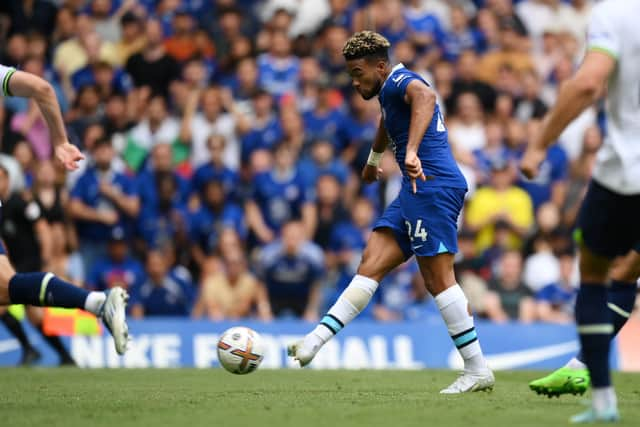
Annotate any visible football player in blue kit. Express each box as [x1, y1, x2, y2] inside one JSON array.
[[0, 64, 129, 355], [288, 31, 494, 393]]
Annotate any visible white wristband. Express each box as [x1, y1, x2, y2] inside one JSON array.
[[367, 150, 383, 167]]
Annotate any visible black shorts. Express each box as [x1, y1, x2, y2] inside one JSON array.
[[577, 179, 640, 258]]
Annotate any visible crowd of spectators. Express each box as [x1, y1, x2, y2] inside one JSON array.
[[0, 0, 624, 324]]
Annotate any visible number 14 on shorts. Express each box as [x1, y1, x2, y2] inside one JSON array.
[[405, 219, 428, 242]]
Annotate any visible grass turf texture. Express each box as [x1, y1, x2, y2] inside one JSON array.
[[2, 369, 639, 427]]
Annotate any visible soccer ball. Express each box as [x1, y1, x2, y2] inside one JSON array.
[[217, 327, 265, 374]]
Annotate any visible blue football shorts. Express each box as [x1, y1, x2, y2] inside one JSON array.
[[373, 185, 466, 259]]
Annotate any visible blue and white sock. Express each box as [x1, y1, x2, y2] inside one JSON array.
[[435, 284, 488, 373], [575, 283, 612, 388], [306, 275, 378, 348]]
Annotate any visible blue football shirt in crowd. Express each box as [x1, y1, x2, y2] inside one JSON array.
[[250, 170, 315, 233], [189, 202, 245, 254], [70, 167, 138, 242], [257, 240, 324, 316], [517, 144, 568, 210]]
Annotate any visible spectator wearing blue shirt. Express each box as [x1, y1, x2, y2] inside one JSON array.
[[191, 134, 239, 204], [314, 174, 350, 250], [473, 120, 509, 185], [298, 139, 351, 188], [257, 221, 324, 320], [316, 25, 352, 94], [326, 197, 373, 282], [131, 250, 195, 317], [441, 6, 485, 62], [301, 79, 347, 153], [71, 60, 132, 97], [404, 0, 444, 53], [535, 250, 577, 324], [137, 171, 190, 253], [87, 227, 146, 295], [245, 142, 317, 245], [137, 143, 190, 209], [517, 123, 568, 211], [338, 91, 378, 171], [190, 178, 245, 269], [257, 31, 299, 98], [69, 137, 140, 275], [240, 89, 283, 164]]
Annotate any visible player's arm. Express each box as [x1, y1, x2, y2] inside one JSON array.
[[521, 51, 615, 178], [404, 80, 437, 193], [6, 69, 84, 170], [362, 117, 389, 183]]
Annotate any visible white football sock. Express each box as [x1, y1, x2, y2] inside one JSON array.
[[84, 291, 107, 315], [435, 284, 488, 373], [306, 275, 379, 349], [593, 386, 617, 412]]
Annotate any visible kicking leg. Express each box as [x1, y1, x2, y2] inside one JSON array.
[[288, 228, 406, 366], [0, 255, 129, 355], [417, 253, 494, 393]]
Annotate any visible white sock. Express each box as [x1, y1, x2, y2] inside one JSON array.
[[565, 357, 587, 370], [84, 291, 107, 315], [434, 284, 487, 372], [593, 386, 617, 412], [305, 275, 379, 349]]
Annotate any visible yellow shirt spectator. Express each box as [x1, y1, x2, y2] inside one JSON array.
[[466, 162, 534, 253]]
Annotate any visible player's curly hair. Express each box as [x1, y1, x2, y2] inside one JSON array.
[[342, 31, 391, 62]]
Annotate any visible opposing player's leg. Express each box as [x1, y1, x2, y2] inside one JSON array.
[[26, 305, 76, 365], [0, 305, 41, 365], [0, 254, 129, 355], [530, 250, 640, 398], [417, 253, 494, 393], [288, 226, 408, 366]]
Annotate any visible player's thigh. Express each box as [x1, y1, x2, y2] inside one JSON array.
[[358, 228, 408, 282], [577, 180, 640, 261], [0, 254, 16, 305]]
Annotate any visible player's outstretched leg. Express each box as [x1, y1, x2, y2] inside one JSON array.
[[530, 249, 639, 398], [288, 228, 405, 367], [0, 257, 129, 355]]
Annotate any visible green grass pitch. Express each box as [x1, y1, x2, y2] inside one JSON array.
[[1, 369, 639, 427]]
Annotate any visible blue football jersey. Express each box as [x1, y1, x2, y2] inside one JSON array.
[[378, 64, 467, 191]]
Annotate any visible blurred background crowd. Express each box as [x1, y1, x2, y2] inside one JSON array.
[[0, 0, 625, 325]]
